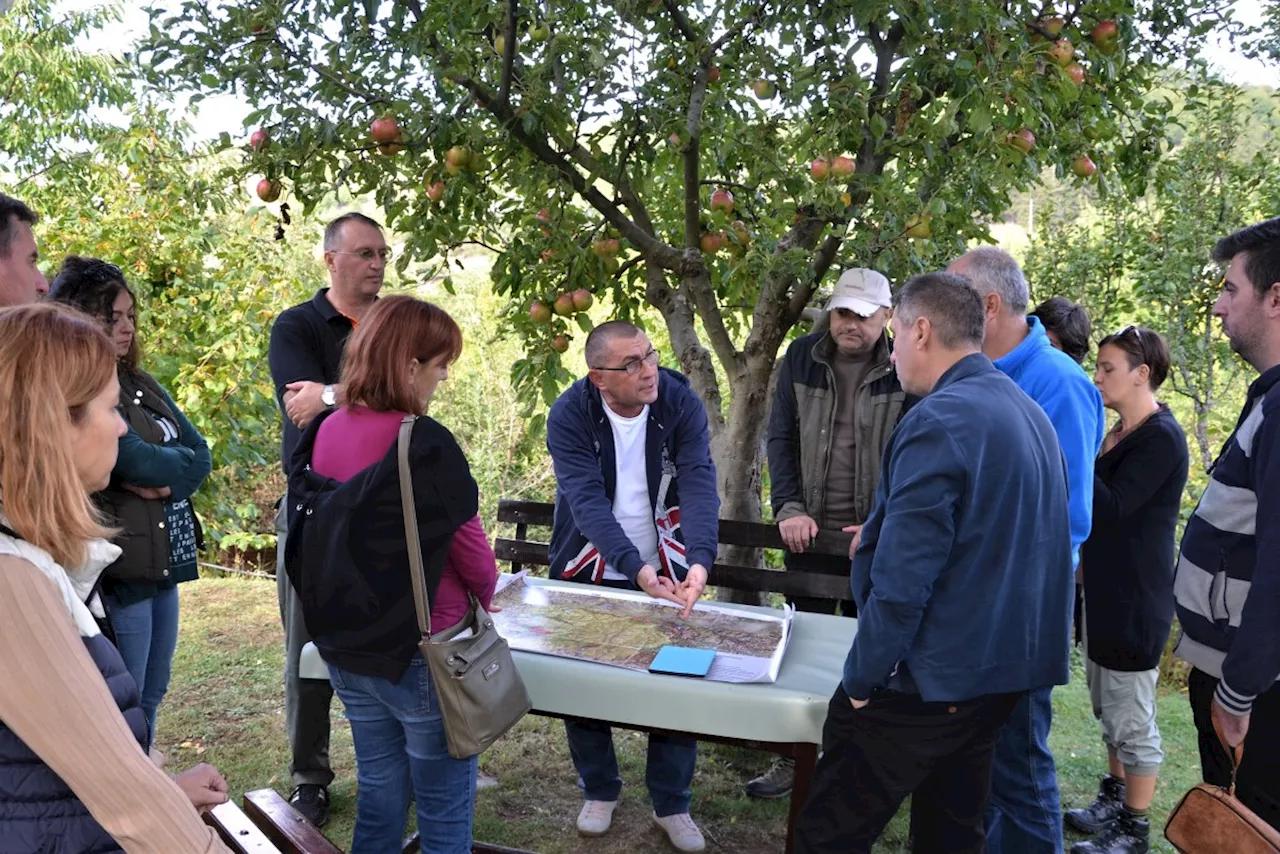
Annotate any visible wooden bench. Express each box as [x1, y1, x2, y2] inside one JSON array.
[[206, 788, 525, 853], [492, 497, 853, 854], [494, 498, 853, 602]]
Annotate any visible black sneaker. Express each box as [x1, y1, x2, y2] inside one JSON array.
[[745, 757, 795, 799], [289, 784, 330, 828], [1070, 810, 1150, 854], [1065, 775, 1125, 834]]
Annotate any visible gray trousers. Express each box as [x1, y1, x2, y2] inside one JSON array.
[[276, 498, 335, 788]]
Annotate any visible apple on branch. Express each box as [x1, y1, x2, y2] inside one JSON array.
[[371, 115, 400, 145], [256, 178, 282, 203], [1071, 155, 1097, 178], [1065, 62, 1086, 86], [1048, 38, 1075, 67], [551, 335, 570, 353], [905, 214, 932, 239], [810, 157, 831, 180], [709, 189, 734, 214], [1008, 128, 1037, 154], [751, 79, 776, 99], [554, 294, 576, 316], [831, 155, 855, 179], [700, 231, 725, 253], [249, 128, 270, 152], [1090, 20, 1120, 54], [529, 300, 553, 324], [425, 181, 445, 203], [572, 289, 594, 311]]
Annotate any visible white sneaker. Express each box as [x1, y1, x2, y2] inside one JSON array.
[[653, 812, 706, 852], [576, 799, 618, 837]]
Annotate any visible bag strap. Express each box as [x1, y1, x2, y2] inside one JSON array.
[[1212, 708, 1246, 796], [397, 415, 432, 638]]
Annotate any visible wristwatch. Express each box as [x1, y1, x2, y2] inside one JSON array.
[[321, 384, 336, 407]]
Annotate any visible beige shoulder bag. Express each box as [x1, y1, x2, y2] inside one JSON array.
[[397, 416, 531, 760]]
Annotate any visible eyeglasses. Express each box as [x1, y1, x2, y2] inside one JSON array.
[[592, 348, 659, 375], [331, 248, 393, 263]]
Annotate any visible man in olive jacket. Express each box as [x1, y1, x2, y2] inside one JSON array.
[[749, 268, 909, 799]]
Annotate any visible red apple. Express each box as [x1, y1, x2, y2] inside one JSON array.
[[1071, 155, 1097, 178], [371, 116, 400, 145], [536, 208, 552, 225], [592, 238, 620, 257], [1065, 62, 1086, 86], [553, 293, 575, 316], [1008, 128, 1037, 153], [529, 300, 553, 323], [707, 65, 721, 85], [1090, 20, 1120, 53], [810, 157, 831, 180], [256, 178, 281, 202], [831, 155, 855, 178], [905, 215, 932, 239], [425, 181, 445, 202], [377, 139, 405, 155], [572, 289, 594, 311], [551, 335, 570, 353], [700, 232, 725, 253], [249, 128, 270, 152], [751, 79, 776, 99], [729, 220, 751, 247], [1048, 38, 1074, 66], [668, 133, 681, 147], [540, 249, 556, 262], [709, 189, 734, 214]]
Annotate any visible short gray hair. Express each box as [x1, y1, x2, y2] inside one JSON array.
[[893, 272, 986, 349], [323, 212, 383, 251], [954, 246, 1029, 314], [585, 320, 643, 368]]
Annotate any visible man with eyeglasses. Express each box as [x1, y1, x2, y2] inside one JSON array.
[[265, 211, 388, 828], [545, 320, 719, 852], [0, 194, 49, 307], [1174, 216, 1280, 832], [746, 267, 909, 800], [946, 246, 1105, 854]]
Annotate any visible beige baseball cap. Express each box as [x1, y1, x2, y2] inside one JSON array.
[[826, 268, 892, 317]]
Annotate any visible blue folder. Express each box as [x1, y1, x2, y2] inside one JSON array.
[[649, 645, 716, 678]]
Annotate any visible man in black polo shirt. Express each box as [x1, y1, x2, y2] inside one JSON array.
[[267, 211, 387, 827]]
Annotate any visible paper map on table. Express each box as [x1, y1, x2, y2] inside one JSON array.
[[491, 573, 793, 683]]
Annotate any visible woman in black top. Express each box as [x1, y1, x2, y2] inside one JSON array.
[[1065, 326, 1189, 854]]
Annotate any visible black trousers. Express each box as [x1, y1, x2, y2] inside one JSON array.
[[784, 551, 856, 617], [795, 684, 1022, 854], [1189, 667, 1280, 829]]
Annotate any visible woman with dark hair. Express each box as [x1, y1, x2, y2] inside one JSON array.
[[286, 295, 498, 853], [49, 257, 213, 750], [1065, 326, 1189, 854], [0, 303, 231, 853], [1031, 296, 1093, 365]]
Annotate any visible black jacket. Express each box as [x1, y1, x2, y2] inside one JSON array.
[[284, 410, 478, 682], [1081, 405, 1190, 671]]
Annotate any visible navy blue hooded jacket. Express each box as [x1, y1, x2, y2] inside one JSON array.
[[546, 367, 719, 584], [843, 354, 1074, 703]]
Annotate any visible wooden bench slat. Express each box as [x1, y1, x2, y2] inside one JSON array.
[[205, 802, 284, 853], [493, 538, 851, 599], [243, 789, 342, 854], [496, 499, 555, 526]]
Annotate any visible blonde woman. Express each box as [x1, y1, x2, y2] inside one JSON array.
[[0, 303, 232, 854]]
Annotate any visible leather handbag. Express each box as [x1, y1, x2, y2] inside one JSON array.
[[1166, 715, 1280, 853], [397, 416, 531, 760]]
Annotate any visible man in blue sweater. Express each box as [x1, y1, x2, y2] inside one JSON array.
[[795, 272, 1073, 854], [948, 247, 1105, 854], [1174, 217, 1280, 829], [546, 321, 719, 852]]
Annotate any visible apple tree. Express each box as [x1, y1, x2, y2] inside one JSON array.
[[141, 0, 1229, 546]]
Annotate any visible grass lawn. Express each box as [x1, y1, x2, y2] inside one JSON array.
[[163, 576, 1202, 853]]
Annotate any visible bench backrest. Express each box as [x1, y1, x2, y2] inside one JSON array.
[[493, 499, 853, 602]]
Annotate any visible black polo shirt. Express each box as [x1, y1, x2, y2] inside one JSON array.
[[268, 288, 355, 472]]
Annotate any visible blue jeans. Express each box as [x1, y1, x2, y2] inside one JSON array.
[[106, 586, 180, 751], [328, 655, 476, 854], [985, 686, 1064, 854], [564, 719, 696, 817]]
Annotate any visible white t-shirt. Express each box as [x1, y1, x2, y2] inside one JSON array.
[[602, 401, 659, 581]]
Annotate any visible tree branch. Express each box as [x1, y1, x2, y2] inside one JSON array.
[[644, 263, 725, 433], [680, 254, 743, 375], [662, 0, 698, 42], [499, 0, 517, 105]]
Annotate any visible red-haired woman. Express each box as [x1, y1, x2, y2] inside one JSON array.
[[285, 295, 497, 854]]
